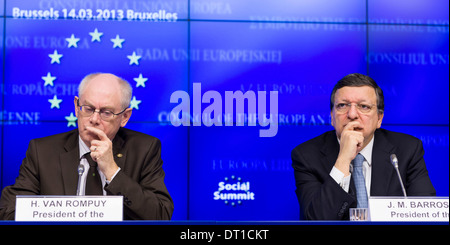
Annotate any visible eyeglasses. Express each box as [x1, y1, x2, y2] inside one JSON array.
[[77, 98, 127, 121], [334, 103, 376, 114]]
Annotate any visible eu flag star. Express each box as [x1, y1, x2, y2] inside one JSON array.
[[134, 73, 148, 88], [89, 28, 103, 42], [111, 35, 125, 48], [65, 112, 78, 127], [48, 50, 63, 64], [130, 96, 142, 109], [66, 34, 80, 48], [127, 51, 142, 65], [48, 95, 63, 109], [42, 72, 57, 87]]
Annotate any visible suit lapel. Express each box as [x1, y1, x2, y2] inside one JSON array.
[[112, 128, 126, 169], [60, 131, 80, 195], [370, 129, 396, 196], [320, 131, 340, 172]]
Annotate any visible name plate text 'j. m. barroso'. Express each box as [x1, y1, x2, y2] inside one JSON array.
[[369, 197, 449, 221]]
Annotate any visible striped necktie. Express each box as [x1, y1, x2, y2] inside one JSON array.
[[352, 153, 368, 208]]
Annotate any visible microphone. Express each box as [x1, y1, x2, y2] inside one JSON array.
[[76, 164, 85, 196], [390, 154, 407, 197]]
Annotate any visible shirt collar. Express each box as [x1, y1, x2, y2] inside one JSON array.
[[78, 136, 90, 159], [359, 135, 374, 166]]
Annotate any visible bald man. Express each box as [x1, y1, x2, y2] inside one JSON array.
[[0, 73, 174, 220]]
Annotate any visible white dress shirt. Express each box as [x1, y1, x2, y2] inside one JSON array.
[[78, 136, 120, 195], [329, 135, 374, 196]]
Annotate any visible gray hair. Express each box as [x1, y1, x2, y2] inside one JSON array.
[[78, 73, 132, 109]]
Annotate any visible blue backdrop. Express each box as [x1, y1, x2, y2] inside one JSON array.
[[1, 0, 448, 220]]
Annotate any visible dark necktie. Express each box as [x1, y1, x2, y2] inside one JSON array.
[[84, 153, 103, 195], [352, 153, 368, 208]]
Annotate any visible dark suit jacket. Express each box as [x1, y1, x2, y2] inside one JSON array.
[[291, 128, 435, 220], [0, 127, 174, 220]]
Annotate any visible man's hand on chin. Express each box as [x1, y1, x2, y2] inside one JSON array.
[[86, 126, 119, 181]]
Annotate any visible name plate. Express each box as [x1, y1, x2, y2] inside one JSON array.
[[369, 196, 449, 222], [15, 195, 123, 221]]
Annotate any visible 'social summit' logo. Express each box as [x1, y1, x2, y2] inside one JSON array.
[[213, 175, 255, 206]]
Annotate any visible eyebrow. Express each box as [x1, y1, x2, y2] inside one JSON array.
[[81, 100, 116, 111], [338, 99, 371, 103]]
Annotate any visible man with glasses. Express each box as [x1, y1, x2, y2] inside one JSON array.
[[0, 73, 173, 220], [291, 73, 435, 220]]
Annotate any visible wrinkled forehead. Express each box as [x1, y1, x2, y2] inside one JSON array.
[[334, 86, 377, 103]]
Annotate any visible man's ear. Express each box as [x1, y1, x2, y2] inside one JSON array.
[[74, 96, 79, 117], [377, 112, 384, 128], [120, 108, 132, 127], [330, 111, 335, 127]]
